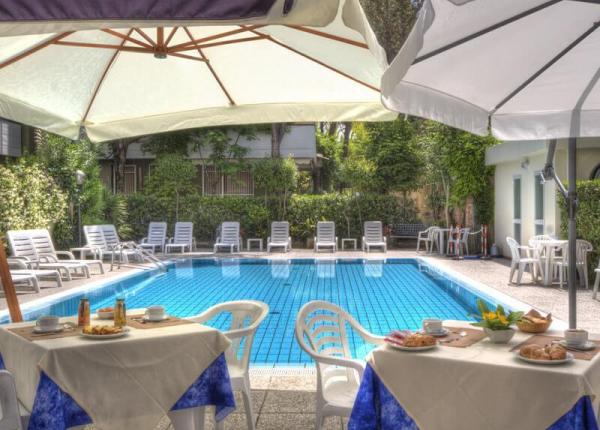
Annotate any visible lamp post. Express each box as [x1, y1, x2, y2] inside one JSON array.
[[75, 170, 86, 247]]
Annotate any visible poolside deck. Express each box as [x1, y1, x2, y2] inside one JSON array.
[[3, 249, 600, 430]]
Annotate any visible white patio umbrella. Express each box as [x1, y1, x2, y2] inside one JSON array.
[[381, 0, 600, 328], [0, 0, 394, 142]]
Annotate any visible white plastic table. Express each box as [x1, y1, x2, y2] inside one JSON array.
[[246, 238, 263, 251], [342, 238, 357, 250], [532, 239, 568, 286]]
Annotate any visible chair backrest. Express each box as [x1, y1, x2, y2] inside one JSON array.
[[506, 237, 521, 262], [316, 221, 335, 242], [6, 230, 39, 261], [83, 225, 108, 250], [0, 370, 23, 430], [173, 222, 193, 246], [270, 222, 289, 243], [219, 222, 240, 245], [364, 221, 383, 243], [192, 301, 269, 373], [146, 222, 167, 245], [576, 239, 593, 264], [27, 229, 57, 257], [295, 301, 368, 387], [528, 235, 552, 248], [101, 225, 121, 247]]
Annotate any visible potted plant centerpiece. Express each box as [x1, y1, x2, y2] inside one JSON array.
[[471, 299, 523, 343]]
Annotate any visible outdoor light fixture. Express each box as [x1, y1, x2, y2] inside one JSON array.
[[75, 169, 86, 186]]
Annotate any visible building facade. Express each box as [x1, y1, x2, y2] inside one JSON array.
[[98, 124, 319, 195], [486, 138, 600, 257]]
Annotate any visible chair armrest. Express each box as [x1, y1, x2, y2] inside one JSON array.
[[312, 355, 365, 379], [39, 254, 58, 263], [141, 237, 148, 244], [7, 259, 27, 269], [55, 251, 75, 260], [267, 237, 271, 243]]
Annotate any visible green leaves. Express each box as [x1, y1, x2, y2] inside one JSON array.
[[471, 298, 523, 331]]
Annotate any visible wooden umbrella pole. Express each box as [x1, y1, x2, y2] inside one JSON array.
[[0, 236, 22, 322]]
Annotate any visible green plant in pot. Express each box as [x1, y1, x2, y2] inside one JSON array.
[[471, 299, 523, 343]]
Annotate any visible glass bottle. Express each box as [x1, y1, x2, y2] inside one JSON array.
[[114, 298, 127, 328], [77, 298, 90, 328]]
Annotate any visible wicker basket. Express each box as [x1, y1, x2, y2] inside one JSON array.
[[516, 318, 552, 333]]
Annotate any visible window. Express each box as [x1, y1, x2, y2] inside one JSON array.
[[513, 176, 522, 243], [534, 172, 544, 235], [201, 165, 254, 196]]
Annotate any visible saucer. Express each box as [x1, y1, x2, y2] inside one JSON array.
[[143, 314, 169, 322], [420, 328, 449, 337], [558, 340, 597, 351], [33, 325, 64, 334]]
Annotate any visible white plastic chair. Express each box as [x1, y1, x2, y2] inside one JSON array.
[[416, 226, 436, 253], [140, 222, 167, 253], [0, 370, 29, 430], [83, 225, 143, 263], [267, 222, 292, 253], [314, 221, 337, 253], [213, 222, 241, 253], [554, 240, 593, 289], [295, 301, 385, 430], [362, 221, 386, 253], [8, 258, 62, 289], [166, 222, 195, 254], [592, 257, 600, 300], [446, 227, 470, 255], [506, 237, 540, 285], [7, 230, 87, 281], [189, 301, 269, 430]]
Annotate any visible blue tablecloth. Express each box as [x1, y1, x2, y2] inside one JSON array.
[[0, 352, 235, 430], [349, 364, 599, 430]]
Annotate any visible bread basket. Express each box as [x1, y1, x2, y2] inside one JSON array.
[[517, 312, 552, 333]]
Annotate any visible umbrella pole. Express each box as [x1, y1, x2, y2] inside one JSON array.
[[567, 137, 578, 329], [0, 236, 22, 322]]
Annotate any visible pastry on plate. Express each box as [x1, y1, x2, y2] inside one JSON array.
[[519, 343, 566, 361]]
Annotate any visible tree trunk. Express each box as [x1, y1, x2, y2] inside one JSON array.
[[327, 122, 338, 137], [112, 139, 131, 193], [271, 123, 285, 158], [441, 175, 451, 228], [342, 122, 352, 159]]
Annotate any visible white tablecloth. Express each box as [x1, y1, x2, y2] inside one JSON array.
[[0, 316, 230, 430], [368, 321, 600, 430]]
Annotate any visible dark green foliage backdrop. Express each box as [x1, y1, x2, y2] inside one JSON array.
[[126, 193, 417, 245]]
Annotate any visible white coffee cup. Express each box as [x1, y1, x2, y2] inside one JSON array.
[[564, 329, 588, 347], [145, 305, 166, 321], [422, 318, 443, 334], [36, 315, 60, 331]]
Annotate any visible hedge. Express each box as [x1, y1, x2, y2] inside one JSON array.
[[126, 192, 417, 246], [559, 180, 600, 277]]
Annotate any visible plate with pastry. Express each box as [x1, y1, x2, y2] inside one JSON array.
[[96, 307, 114, 320], [80, 325, 129, 339], [385, 331, 437, 351], [517, 343, 574, 365]]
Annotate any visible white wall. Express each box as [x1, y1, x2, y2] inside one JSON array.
[[121, 124, 316, 160], [491, 138, 600, 257]]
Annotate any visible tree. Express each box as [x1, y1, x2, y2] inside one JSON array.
[[107, 138, 136, 193], [253, 157, 298, 217], [144, 154, 197, 221], [271, 123, 286, 157], [363, 118, 424, 194], [316, 132, 342, 192]]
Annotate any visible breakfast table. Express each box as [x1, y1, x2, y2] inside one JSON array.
[[349, 320, 600, 430], [0, 313, 236, 430]]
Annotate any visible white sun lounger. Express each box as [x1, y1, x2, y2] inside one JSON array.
[[83, 225, 143, 264], [8, 259, 62, 289], [7, 230, 89, 281], [165, 222, 194, 254], [267, 222, 292, 253], [214, 222, 241, 253], [140, 222, 167, 253], [362, 221, 387, 253], [314, 221, 337, 253]]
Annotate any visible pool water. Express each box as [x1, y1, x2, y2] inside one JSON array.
[[8, 259, 489, 365]]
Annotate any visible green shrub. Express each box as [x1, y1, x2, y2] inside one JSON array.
[[0, 160, 68, 238], [125, 192, 416, 246], [559, 180, 600, 276]]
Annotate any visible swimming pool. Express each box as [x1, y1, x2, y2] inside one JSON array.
[[2, 258, 509, 365]]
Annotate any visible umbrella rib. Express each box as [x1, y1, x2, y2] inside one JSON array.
[[183, 27, 235, 105], [134, 28, 156, 47], [82, 29, 134, 123], [168, 25, 264, 52], [247, 28, 380, 92], [54, 41, 151, 53], [101, 29, 154, 49], [493, 21, 600, 113], [0, 32, 73, 70], [413, 0, 562, 64], [165, 27, 179, 46], [169, 52, 208, 62], [284, 25, 368, 49]]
